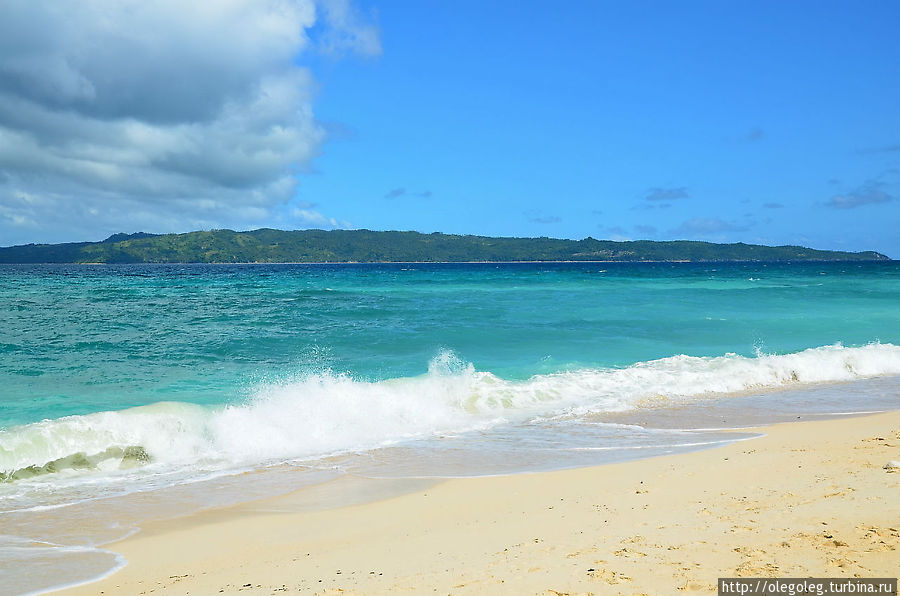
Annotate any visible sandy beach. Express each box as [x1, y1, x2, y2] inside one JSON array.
[[62, 411, 900, 595]]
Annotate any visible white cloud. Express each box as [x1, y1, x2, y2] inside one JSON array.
[[0, 0, 375, 245], [317, 0, 383, 57], [291, 207, 349, 229]]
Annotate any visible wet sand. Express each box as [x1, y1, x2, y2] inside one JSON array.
[[62, 411, 900, 595]]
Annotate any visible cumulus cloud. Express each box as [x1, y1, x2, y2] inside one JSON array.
[[826, 181, 894, 209], [0, 0, 376, 244], [634, 224, 658, 235], [762, 202, 784, 209]]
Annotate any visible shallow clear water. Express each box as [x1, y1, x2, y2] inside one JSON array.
[[1, 261, 899, 594]]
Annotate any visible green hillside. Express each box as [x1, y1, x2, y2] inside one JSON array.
[[0, 229, 890, 263]]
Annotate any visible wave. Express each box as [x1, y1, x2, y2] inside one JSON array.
[[2, 343, 900, 481]]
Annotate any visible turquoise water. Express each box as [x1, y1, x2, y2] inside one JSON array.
[[3, 262, 899, 426], [1, 261, 900, 594]]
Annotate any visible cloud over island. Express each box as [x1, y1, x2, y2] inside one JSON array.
[[0, 0, 378, 243]]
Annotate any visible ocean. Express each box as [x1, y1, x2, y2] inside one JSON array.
[[1, 261, 899, 594]]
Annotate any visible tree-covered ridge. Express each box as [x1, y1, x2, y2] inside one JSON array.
[[0, 229, 890, 263]]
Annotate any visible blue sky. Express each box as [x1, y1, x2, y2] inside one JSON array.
[[1, 1, 898, 255]]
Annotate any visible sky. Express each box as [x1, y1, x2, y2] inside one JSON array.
[[1, 1, 898, 256]]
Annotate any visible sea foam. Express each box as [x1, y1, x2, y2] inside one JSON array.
[[2, 343, 900, 481]]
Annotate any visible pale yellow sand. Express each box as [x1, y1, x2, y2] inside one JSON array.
[[63, 412, 900, 595]]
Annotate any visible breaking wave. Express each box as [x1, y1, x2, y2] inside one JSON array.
[[2, 343, 899, 481]]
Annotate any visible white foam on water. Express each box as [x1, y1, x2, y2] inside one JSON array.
[[0, 535, 127, 596], [1, 342, 898, 596], [2, 342, 899, 493]]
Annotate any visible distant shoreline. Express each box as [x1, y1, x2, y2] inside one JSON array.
[[4, 258, 895, 265], [0, 229, 890, 263]]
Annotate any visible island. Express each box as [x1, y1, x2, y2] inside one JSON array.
[[0, 229, 890, 263]]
